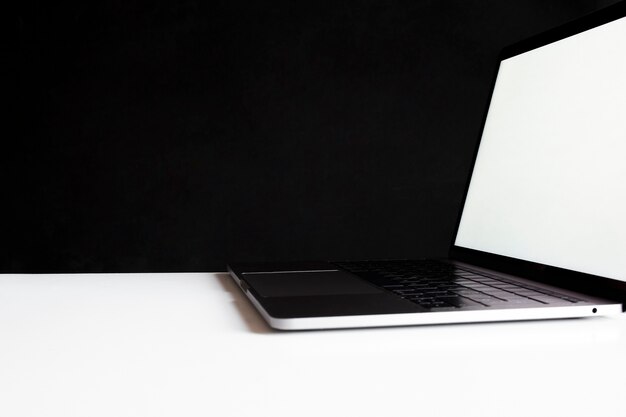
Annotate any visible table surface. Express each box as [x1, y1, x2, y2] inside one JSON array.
[[1, 272, 625, 417]]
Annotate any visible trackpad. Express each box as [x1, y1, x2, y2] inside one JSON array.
[[242, 271, 383, 297]]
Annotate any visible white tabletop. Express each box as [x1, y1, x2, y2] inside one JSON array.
[[1, 272, 625, 417]]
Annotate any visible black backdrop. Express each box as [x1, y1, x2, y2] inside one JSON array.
[[7, 0, 617, 272]]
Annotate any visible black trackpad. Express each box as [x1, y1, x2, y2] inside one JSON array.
[[242, 271, 383, 297]]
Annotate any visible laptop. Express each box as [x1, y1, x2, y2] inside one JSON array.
[[228, 2, 626, 330]]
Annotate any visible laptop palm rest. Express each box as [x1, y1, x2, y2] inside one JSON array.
[[242, 271, 383, 297]]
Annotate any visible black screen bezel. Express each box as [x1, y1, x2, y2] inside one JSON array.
[[449, 1, 626, 306]]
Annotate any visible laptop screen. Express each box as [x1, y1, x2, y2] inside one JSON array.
[[454, 16, 626, 283]]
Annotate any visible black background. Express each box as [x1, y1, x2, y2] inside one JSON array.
[[6, 0, 618, 272]]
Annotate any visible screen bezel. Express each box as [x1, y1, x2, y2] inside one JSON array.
[[449, 1, 626, 306]]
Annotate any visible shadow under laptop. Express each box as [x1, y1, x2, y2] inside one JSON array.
[[215, 273, 275, 334]]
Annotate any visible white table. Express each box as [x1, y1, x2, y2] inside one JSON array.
[[1, 272, 625, 417]]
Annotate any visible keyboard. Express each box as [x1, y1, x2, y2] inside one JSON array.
[[335, 260, 581, 311]]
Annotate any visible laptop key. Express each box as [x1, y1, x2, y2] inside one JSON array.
[[429, 306, 459, 311]]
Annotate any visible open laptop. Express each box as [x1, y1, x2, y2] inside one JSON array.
[[228, 2, 626, 330]]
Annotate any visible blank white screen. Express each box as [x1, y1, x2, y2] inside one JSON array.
[[455, 16, 626, 282]]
